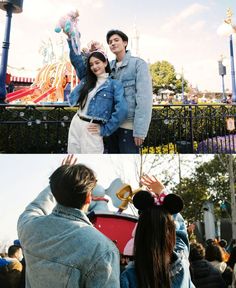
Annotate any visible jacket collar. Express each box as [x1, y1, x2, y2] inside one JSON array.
[[110, 50, 131, 70], [52, 204, 93, 226]]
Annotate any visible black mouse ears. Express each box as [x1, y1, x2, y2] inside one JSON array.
[[133, 190, 183, 215]]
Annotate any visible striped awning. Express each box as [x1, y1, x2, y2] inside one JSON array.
[[10, 76, 35, 83]]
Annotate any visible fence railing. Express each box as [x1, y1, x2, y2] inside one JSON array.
[[0, 104, 235, 153], [144, 104, 236, 153]]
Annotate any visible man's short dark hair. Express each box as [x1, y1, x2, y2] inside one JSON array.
[[106, 29, 128, 44], [8, 245, 21, 258], [49, 164, 97, 209]]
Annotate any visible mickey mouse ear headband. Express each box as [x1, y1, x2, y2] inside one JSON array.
[[133, 190, 183, 215]]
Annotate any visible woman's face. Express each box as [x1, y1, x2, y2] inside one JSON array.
[[89, 56, 107, 77]]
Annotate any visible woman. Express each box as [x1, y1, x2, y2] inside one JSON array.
[[67, 42, 127, 153], [120, 175, 194, 288], [205, 243, 232, 286]]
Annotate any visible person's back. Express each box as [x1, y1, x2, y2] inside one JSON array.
[[0, 259, 22, 288], [19, 203, 119, 287], [17, 159, 120, 288], [189, 242, 227, 288], [190, 259, 227, 288], [121, 178, 194, 288]]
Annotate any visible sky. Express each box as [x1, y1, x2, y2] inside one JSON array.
[[0, 0, 236, 92], [0, 153, 214, 251]]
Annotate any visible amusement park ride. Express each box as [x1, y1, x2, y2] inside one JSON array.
[[4, 7, 81, 105], [6, 61, 77, 104], [88, 178, 140, 255]]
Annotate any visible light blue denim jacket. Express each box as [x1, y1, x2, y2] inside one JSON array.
[[120, 213, 195, 288], [68, 40, 128, 137], [17, 186, 120, 288], [110, 51, 153, 138]]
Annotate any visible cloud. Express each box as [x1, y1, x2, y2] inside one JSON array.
[[190, 20, 206, 31], [160, 3, 209, 33], [80, 0, 104, 9]]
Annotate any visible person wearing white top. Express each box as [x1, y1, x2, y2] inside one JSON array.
[[67, 49, 128, 153]]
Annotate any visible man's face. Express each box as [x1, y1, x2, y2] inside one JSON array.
[[16, 248, 23, 261], [108, 34, 127, 55]]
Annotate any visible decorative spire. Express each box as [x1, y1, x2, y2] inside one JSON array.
[[225, 8, 233, 24]]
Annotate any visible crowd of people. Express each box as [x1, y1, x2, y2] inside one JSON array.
[[0, 241, 25, 288], [153, 93, 233, 105], [0, 156, 236, 287]]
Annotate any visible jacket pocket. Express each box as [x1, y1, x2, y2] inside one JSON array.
[[94, 90, 114, 120], [123, 79, 136, 120], [123, 79, 136, 95]]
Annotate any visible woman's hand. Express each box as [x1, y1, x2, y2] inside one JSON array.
[[61, 154, 77, 166], [87, 123, 100, 135], [140, 175, 165, 196]]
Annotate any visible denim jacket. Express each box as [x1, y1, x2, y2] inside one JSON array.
[[68, 40, 128, 137], [110, 51, 153, 138], [17, 186, 120, 288], [120, 213, 195, 288]]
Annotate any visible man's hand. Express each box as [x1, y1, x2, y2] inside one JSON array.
[[87, 123, 100, 135], [61, 154, 77, 166], [134, 137, 144, 147], [140, 175, 165, 196]]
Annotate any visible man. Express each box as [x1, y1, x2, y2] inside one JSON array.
[[17, 156, 120, 288], [5, 245, 23, 271], [106, 30, 153, 153]]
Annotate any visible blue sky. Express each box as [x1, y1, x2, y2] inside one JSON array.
[[0, 0, 236, 91]]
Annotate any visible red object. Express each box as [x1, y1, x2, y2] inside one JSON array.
[[7, 86, 39, 102], [6, 87, 29, 99], [6, 73, 11, 85], [33, 87, 56, 103], [90, 212, 138, 254]]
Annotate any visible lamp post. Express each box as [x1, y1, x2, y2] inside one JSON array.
[[176, 68, 185, 103], [218, 56, 227, 102], [0, 0, 24, 103], [217, 8, 236, 103]]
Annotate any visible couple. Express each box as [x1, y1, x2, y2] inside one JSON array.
[[17, 155, 194, 287], [66, 29, 153, 154]]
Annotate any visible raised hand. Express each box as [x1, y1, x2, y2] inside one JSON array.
[[140, 175, 165, 196], [61, 154, 77, 166]]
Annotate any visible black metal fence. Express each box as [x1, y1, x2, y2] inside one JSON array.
[[0, 104, 72, 153], [145, 104, 236, 153], [0, 104, 235, 153]]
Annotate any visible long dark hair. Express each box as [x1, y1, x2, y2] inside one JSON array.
[[78, 52, 111, 109], [134, 206, 176, 288]]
